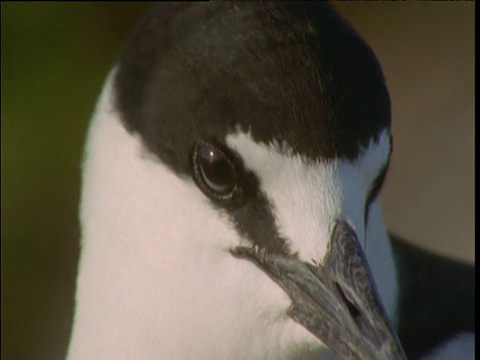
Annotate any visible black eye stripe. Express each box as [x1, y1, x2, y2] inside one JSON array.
[[365, 137, 392, 227], [190, 139, 291, 255], [364, 161, 389, 227]]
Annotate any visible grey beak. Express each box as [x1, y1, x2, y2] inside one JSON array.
[[231, 221, 406, 360]]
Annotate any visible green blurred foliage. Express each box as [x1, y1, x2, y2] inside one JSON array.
[[2, 3, 152, 359]]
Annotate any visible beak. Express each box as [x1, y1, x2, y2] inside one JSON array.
[[231, 221, 406, 360]]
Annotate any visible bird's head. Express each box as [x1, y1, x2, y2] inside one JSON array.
[[69, 3, 405, 359]]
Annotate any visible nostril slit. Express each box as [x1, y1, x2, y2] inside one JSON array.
[[335, 282, 361, 321]]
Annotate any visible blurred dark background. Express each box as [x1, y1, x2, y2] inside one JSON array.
[[1, 3, 474, 360]]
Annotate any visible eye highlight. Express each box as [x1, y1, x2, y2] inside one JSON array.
[[192, 142, 238, 203]]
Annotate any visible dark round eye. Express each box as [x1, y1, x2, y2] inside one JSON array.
[[193, 143, 236, 197]]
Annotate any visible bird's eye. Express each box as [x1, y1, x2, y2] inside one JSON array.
[[192, 142, 237, 200]]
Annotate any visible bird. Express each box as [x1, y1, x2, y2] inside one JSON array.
[[67, 3, 474, 359]]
